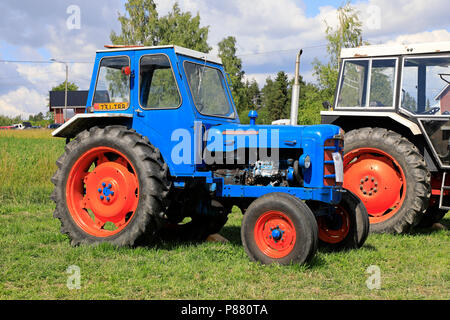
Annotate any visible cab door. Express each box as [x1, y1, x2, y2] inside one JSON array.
[[131, 49, 196, 176]]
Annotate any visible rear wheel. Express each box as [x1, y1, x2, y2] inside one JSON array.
[[51, 126, 171, 246], [241, 193, 318, 265], [344, 128, 430, 234]]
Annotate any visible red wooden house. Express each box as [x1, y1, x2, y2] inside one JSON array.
[[435, 84, 450, 114], [49, 91, 88, 124]]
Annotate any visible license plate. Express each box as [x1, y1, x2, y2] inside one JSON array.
[[94, 102, 129, 111], [332, 152, 344, 183]]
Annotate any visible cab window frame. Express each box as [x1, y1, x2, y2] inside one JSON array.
[[399, 54, 450, 118], [335, 57, 399, 110], [91, 55, 131, 108], [138, 53, 182, 110], [183, 60, 237, 120]]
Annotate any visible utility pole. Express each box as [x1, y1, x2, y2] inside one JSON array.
[[50, 59, 69, 123]]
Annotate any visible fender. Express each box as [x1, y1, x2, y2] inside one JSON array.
[[52, 113, 133, 138], [321, 111, 421, 136]]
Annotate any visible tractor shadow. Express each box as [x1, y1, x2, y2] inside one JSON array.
[[409, 217, 450, 236], [145, 224, 385, 268]]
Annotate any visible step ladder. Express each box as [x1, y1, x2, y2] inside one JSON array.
[[439, 172, 450, 210]]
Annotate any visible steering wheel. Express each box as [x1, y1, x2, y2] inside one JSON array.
[[420, 107, 440, 115]]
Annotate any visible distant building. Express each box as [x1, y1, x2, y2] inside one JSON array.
[[435, 84, 450, 114], [49, 91, 88, 123]]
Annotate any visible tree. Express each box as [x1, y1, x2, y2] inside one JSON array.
[[312, 2, 365, 103], [270, 71, 290, 122], [52, 81, 78, 92], [237, 79, 261, 124], [218, 36, 245, 108], [110, 0, 211, 52]]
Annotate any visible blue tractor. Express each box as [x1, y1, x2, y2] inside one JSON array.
[[51, 45, 369, 265]]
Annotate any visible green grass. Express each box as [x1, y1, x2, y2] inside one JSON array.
[[0, 130, 449, 300]]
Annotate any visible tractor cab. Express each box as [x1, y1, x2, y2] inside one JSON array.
[[322, 41, 450, 233]]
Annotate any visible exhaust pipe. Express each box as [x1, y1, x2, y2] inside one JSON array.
[[290, 49, 303, 126]]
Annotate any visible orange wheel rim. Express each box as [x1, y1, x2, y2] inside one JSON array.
[[254, 211, 296, 259], [66, 147, 139, 237], [344, 147, 406, 224], [317, 206, 350, 244]]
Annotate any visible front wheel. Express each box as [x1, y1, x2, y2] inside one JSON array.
[[311, 191, 369, 251], [241, 193, 318, 265]]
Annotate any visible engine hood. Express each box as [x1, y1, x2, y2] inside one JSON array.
[[204, 123, 342, 151]]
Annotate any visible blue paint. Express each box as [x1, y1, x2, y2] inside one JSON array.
[[83, 46, 344, 206]]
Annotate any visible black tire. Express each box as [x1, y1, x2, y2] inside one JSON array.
[[241, 193, 318, 265], [51, 126, 171, 246], [344, 127, 431, 234], [314, 191, 369, 251], [353, 191, 371, 248]]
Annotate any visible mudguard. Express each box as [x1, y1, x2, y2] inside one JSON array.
[[52, 113, 133, 138]]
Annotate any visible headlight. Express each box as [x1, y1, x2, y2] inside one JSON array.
[[299, 154, 311, 169]]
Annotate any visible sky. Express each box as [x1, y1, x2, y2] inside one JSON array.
[[0, 0, 449, 118]]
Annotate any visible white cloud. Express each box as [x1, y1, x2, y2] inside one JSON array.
[[1, 0, 450, 117], [385, 29, 450, 45], [0, 87, 48, 118]]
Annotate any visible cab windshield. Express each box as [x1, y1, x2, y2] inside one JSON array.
[[184, 62, 235, 118], [401, 56, 450, 115]]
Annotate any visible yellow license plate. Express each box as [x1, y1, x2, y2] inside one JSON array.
[[94, 102, 129, 111]]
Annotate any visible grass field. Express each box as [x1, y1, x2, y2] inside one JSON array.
[[0, 130, 449, 300]]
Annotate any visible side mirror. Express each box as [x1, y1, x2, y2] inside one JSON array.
[[322, 101, 332, 110]]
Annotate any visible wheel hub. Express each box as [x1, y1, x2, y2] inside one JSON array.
[[85, 162, 138, 223], [359, 176, 379, 197], [344, 149, 404, 220], [99, 182, 116, 203], [317, 206, 350, 244], [254, 211, 296, 259], [270, 226, 285, 242]]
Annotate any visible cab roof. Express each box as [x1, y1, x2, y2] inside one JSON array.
[[341, 41, 450, 59], [97, 44, 223, 65]]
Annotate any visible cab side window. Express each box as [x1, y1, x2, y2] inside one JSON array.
[[139, 55, 181, 109]]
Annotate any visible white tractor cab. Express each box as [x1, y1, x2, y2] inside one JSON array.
[[321, 41, 450, 234]]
